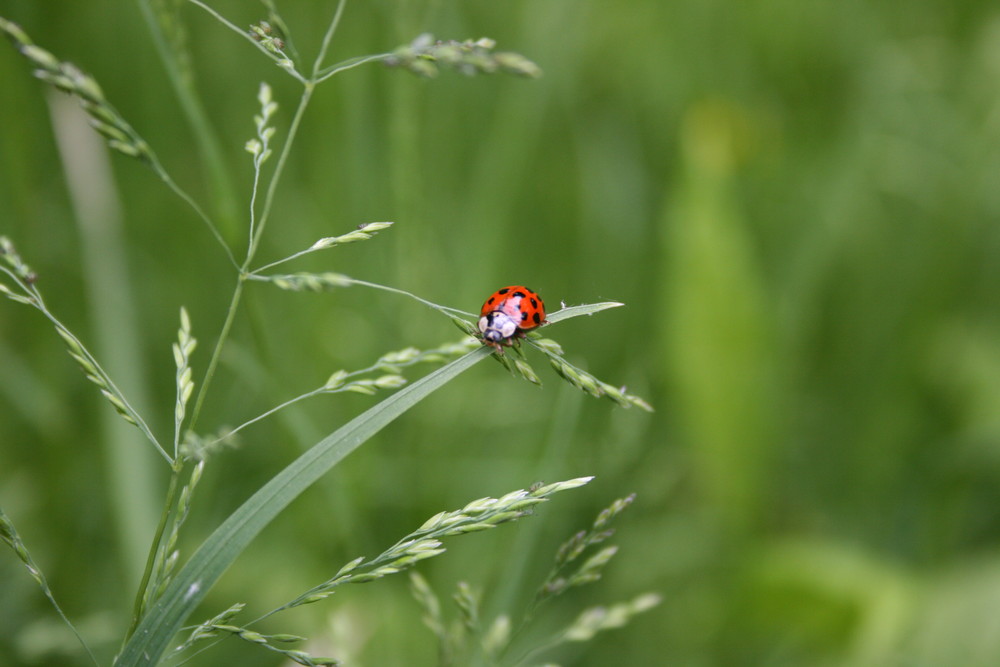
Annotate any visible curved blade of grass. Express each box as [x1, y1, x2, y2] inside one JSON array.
[[115, 346, 491, 667], [546, 301, 623, 325]]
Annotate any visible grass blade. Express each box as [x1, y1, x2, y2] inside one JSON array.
[[547, 302, 623, 324], [115, 346, 491, 667]]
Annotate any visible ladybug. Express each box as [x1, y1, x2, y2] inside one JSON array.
[[478, 285, 546, 350]]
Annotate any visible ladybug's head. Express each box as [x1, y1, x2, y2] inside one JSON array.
[[478, 310, 518, 343]]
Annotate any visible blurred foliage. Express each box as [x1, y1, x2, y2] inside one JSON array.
[[3, 0, 1000, 665]]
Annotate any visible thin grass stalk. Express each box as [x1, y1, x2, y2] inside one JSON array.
[[246, 83, 314, 260], [311, 0, 347, 76], [332, 277, 473, 318], [315, 52, 391, 84], [209, 386, 325, 445], [187, 277, 243, 431], [155, 167, 238, 268]]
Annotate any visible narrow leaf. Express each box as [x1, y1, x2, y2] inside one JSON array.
[[546, 302, 624, 324], [116, 346, 491, 667]]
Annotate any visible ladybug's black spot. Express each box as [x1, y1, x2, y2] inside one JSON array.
[[529, 297, 538, 308], [532, 312, 541, 325], [486, 296, 496, 306], [513, 292, 526, 299], [498, 287, 510, 295], [521, 311, 528, 321]]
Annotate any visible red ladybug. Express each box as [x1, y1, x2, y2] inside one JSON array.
[[478, 285, 546, 349]]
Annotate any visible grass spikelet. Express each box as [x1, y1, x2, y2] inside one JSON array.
[[323, 342, 475, 395], [453, 581, 481, 631], [57, 328, 100, 380], [258, 0, 296, 60], [275, 477, 593, 612], [452, 316, 478, 337], [0, 235, 38, 292], [376, 346, 420, 371], [248, 21, 288, 57], [568, 545, 619, 586], [173, 307, 197, 448], [409, 571, 446, 637], [324, 370, 349, 390], [419, 512, 450, 532], [173, 603, 336, 666], [561, 593, 663, 643], [250, 222, 395, 274], [546, 355, 653, 411], [412, 573, 479, 667], [530, 476, 595, 496], [180, 426, 237, 461], [385, 33, 542, 78], [1, 18, 153, 163], [245, 82, 277, 168], [340, 375, 407, 395], [0, 282, 34, 305], [0, 508, 44, 586], [537, 493, 637, 603], [311, 221, 394, 249], [483, 614, 511, 659], [593, 492, 635, 531], [529, 337, 564, 356], [513, 358, 542, 385], [1, 508, 98, 664], [266, 272, 353, 291], [56, 326, 145, 427], [100, 389, 138, 425]]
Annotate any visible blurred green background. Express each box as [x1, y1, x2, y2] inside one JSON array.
[[4, 0, 1000, 665]]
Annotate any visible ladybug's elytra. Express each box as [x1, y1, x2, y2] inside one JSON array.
[[478, 285, 546, 350]]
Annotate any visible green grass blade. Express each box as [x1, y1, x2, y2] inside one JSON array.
[[547, 302, 623, 324], [115, 346, 491, 667]]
